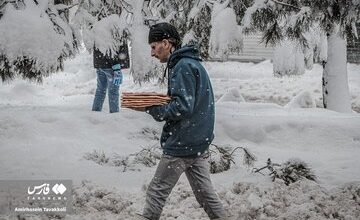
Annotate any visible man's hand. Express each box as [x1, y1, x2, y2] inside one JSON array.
[[112, 64, 122, 86]]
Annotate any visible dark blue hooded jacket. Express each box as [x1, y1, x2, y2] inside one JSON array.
[[147, 44, 215, 157]]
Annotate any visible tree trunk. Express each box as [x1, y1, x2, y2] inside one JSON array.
[[322, 24, 352, 113]]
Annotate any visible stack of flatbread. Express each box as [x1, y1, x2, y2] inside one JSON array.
[[121, 92, 171, 108]]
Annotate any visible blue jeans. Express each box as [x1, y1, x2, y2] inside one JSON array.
[[92, 68, 121, 113]]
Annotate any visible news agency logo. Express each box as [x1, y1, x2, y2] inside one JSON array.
[[52, 183, 67, 195], [27, 183, 67, 195], [0, 180, 72, 215], [27, 182, 68, 201]]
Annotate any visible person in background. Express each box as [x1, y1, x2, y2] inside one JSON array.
[[133, 22, 227, 220], [92, 42, 129, 113]]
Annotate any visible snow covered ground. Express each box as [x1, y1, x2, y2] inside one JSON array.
[[0, 51, 360, 219]]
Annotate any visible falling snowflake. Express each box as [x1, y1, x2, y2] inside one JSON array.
[[185, 95, 193, 101]]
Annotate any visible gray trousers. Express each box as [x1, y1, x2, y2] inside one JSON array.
[[142, 153, 226, 220]]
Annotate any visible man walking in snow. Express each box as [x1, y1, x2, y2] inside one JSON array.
[[92, 46, 124, 113], [134, 22, 226, 220], [92, 41, 130, 113]]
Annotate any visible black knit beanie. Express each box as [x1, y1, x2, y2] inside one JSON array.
[[148, 22, 181, 48]]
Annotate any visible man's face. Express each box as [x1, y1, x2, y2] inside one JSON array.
[[150, 39, 172, 63]]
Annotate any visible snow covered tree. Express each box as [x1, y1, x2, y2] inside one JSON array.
[[229, 0, 254, 25], [129, 0, 165, 83], [0, 0, 78, 82], [74, 0, 243, 83], [73, 0, 128, 59], [243, 0, 360, 113], [147, 0, 213, 59], [189, 2, 213, 59], [148, 0, 244, 60], [74, 0, 166, 83]]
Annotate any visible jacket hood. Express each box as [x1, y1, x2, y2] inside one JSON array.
[[167, 44, 202, 69]]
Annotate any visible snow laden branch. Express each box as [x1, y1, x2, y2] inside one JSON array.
[[209, 0, 243, 60], [209, 144, 257, 174], [74, 0, 246, 83], [149, 0, 216, 59], [0, 0, 78, 82], [271, 0, 300, 10], [83, 143, 257, 174], [54, 3, 79, 13], [83, 144, 162, 172], [74, 0, 130, 62], [128, 0, 163, 83], [253, 158, 317, 185]]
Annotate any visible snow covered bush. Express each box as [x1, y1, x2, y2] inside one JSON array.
[[217, 87, 246, 103], [209, 0, 243, 60], [83, 150, 110, 165], [274, 27, 327, 77], [0, 0, 77, 82], [285, 90, 316, 109], [130, 145, 162, 168], [273, 39, 305, 77], [131, 127, 160, 141], [273, 159, 316, 185]]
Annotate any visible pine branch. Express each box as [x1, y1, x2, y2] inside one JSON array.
[[156, 0, 165, 8], [270, 0, 300, 10], [209, 144, 257, 174], [205, 0, 216, 7], [45, 8, 65, 35], [253, 158, 280, 173], [56, 3, 78, 13], [129, 145, 160, 167], [0, 0, 15, 8], [120, 0, 133, 14], [261, 21, 283, 45], [229, 146, 257, 166], [253, 158, 316, 185]]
